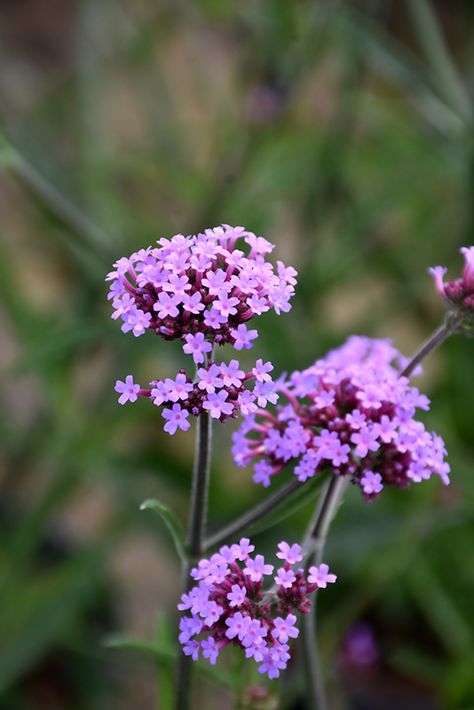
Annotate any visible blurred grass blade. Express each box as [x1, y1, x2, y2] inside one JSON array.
[[0, 549, 103, 692], [105, 634, 235, 690], [240, 476, 322, 538], [406, 0, 471, 124], [140, 499, 186, 563], [154, 613, 175, 708], [0, 131, 114, 261]]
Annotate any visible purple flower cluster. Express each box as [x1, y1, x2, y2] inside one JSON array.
[[106, 225, 297, 356], [430, 246, 474, 311], [115, 358, 278, 433], [178, 538, 336, 678], [232, 337, 450, 499]]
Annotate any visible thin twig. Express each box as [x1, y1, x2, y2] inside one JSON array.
[[175, 412, 212, 710], [400, 311, 463, 378], [301, 475, 348, 710], [203, 478, 301, 552]]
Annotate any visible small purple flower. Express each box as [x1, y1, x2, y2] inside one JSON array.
[[182, 332, 213, 364], [315, 389, 335, 409], [253, 460, 274, 487], [351, 426, 380, 458], [252, 358, 274, 383], [115, 375, 141, 405], [218, 360, 245, 387], [214, 293, 240, 318], [182, 291, 205, 314], [230, 538, 255, 561], [244, 555, 274, 582], [197, 364, 223, 394], [308, 563, 337, 588], [227, 584, 247, 608], [203, 308, 227, 329], [231, 324, 258, 350], [253, 381, 278, 407], [162, 403, 191, 435], [202, 601, 223, 627], [183, 640, 200, 661], [154, 291, 181, 319], [201, 637, 219, 665], [203, 390, 234, 419], [225, 612, 251, 641], [167, 373, 193, 402], [360, 470, 384, 495], [271, 615, 299, 644], [274, 568, 296, 589], [276, 542, 303, 565]]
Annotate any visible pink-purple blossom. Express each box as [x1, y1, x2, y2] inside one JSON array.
[[177, 538, 337, 679], [232, 336, 450, 499], [114, 360, 280, 435], [107, 226, 296, 355], [307, 563, 337, 588], [162, 404, 191, 435]]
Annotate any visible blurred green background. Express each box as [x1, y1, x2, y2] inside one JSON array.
[[1, 1, 473, 708]]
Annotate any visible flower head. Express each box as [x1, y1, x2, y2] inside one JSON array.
[[232, 337, 450, 499], [178, 538, 337, 679], [107, 226, 296, 356]]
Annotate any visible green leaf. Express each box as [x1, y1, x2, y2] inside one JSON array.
[[105, 633, 236, 691], [140, 498, 186, 563], [0, 549, 103, 692]]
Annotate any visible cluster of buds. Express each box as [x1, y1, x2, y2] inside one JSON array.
[[232, 337, 450, 499], [178, 539, 336, 678], [106, 225, 296, 357], [430, 246, 474, 311]]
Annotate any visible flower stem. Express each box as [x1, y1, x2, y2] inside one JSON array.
[[400, 311, 463, 378], [301, 474, 348, 710], [203, 478, 301, 552], [175, 412, 212, 710]]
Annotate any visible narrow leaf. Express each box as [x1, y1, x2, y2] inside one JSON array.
[[140, 498, 186, 563]]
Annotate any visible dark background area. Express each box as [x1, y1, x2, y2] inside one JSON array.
[[0, 1, 473, 708]]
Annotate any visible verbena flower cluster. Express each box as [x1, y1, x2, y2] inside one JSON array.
[[430, 246, 474, 311], [178, 538, 336, 678], [106, 225, 297, 354], [232, 337, 450, 499], [115, 358, 278, 434]]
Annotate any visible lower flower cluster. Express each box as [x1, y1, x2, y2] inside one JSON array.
[[177, 539, 336, 678], [115, 358, 278, 434]]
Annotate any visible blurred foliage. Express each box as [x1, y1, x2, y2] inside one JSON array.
[[0, 0, 474, 708]]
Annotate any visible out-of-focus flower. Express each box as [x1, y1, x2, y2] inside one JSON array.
[[341, 622, 379, 667], [232, 337, 450, 499]]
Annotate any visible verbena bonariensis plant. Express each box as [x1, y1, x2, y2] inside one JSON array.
[[108, 235, 472, 710]]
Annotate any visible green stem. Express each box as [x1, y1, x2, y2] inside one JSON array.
[[175, 412, 212, 710], [203, 478, 301, 552], [301, 475, 348, 710], [400, 311, 463, 378]]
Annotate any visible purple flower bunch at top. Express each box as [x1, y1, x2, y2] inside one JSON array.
[[430, 246, 474, 311], [232, 337, 450, 499], [177, 538, 336, 678], [106, 225, 297, 356]]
